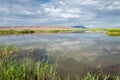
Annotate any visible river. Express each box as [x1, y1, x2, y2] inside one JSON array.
[[0, 32, 120, 79]]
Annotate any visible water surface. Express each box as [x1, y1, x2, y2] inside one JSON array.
[[0, 32, 120, 78]]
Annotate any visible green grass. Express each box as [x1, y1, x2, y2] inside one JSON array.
[[83, 28, 120, 36], [0, 29, 85, 35], [0, 45, 120, 80], [0, 29, 35, 35], [86, 28, 108, 32], [0, 28, 120, 36], [106, 29, 120, 36], [18, 29, 35, 34], [0, 59, 58, 80], [35, 29, 84, 33], [0, 45, 59, 80]]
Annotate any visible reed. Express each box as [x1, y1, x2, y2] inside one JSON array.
[[0, 29, 84, 35], [0, 45, 120, 80], [0, 29, 35, 35], [106, 29, 120, 36], [35, 29, 84, 33], [0, 45, 59, 80]]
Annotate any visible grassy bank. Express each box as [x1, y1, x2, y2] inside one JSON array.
[[0, 29, 84, 35], [85, 28, 120, 36], [35, 29, 84, 33], [0, 45, 59, 80], [86, 28, 107, 32], [0, 30, 35, 35], [0, 45, 120, 80], [0, 28, 120, 36], [106, 29, 120, 36]]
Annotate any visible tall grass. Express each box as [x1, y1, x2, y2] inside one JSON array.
[[0, 29, 35, 35], [106, 29, 120, 36], [35, 29, 84, 33], [0, 29, 84, 35], [18, 29, 35, 34], [0, 45, 120, 80], [0, 45, 59, 80], [0, 59, 59, 80]]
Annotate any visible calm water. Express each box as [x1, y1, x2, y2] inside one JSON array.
[[0, 32, 120, 78]]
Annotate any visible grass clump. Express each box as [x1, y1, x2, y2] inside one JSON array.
[[18, 29, 35, 34], [36, 29, 84, 33], [0, 45, 59, 80], [0, 59, 58, 80], [0, 29, 35, 35], [0, 29, 83, 35], [0, 30, 17, 35], [106, 29, 120, 36]]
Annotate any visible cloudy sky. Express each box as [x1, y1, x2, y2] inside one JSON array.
[[0, 0, 120, 27]]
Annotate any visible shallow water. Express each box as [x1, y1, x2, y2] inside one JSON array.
[[0, 32, 120, 78]]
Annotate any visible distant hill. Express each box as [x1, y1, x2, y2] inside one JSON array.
[[71, 25, 86, 28]]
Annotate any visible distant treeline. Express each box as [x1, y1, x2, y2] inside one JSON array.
[[106, 29, 120, 36]]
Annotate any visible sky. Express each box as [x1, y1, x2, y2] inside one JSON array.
[[0, 0, 120, 28]]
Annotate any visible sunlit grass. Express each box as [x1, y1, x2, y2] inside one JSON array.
[[106, 29, 120, 36], [0, 29, 85, 35], [0, 28, 120, 36], [0, 59, 59, 80], [0, 45, 59, 80], [0, 29, 35, 35]]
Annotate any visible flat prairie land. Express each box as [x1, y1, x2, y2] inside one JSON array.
[[0, 26, 83, 35], [0, 26, 73, 31]]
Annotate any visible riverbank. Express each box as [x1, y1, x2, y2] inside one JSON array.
[[0, 26, 85, 35], [0, 27, 120, 36], [106, 29, 120, 36]]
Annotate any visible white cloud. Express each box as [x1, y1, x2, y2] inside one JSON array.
[[67, 0, 99, 5], [45, 7, 62, 13], [0, 7, 9, 13], [59, 1, 66, 5], [67, 8, 82, 13], [98, 1, 120, 10], [79, 0, 99, 5], [44, 5, 80, 18], [21, 10, 34, 15], [0, 0, 120, 27], [107, 1, 120, 10], [56, 13, 80, 18]]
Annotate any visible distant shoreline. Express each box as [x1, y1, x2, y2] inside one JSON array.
[[0, 26, 85, 35], [0, 26, 120, 36], [0, 26, 73, 31]]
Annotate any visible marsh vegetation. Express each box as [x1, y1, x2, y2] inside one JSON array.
[[0, 45, 59, 80], [0, 29, 85, 35], [0, 28, 120, 36], [0, 30, 35, 35], [0, 45, 120, 80], [106, 29, 120, 36]]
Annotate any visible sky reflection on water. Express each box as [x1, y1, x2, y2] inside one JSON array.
[[0, 32, 120, 78]]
